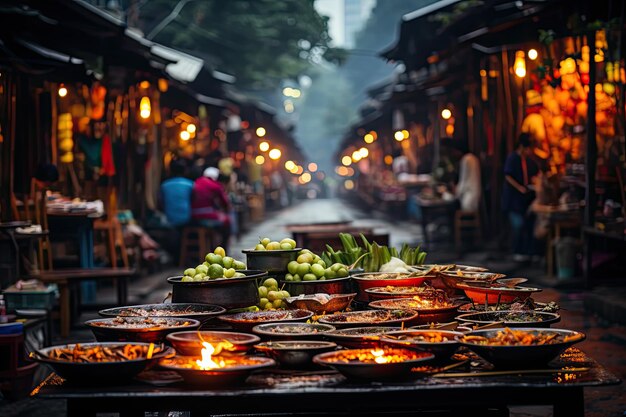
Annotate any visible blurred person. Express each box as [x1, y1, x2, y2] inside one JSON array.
[[502, 133, 540, 261], [454, 143, 481, 212], [191, 166, 231, 250], [160, 158, 193, 227]]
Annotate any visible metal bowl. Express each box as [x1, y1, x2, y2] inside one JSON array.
[[280, 277, 354, 297], [313, 348, 434, 380], [167, 270, 267, 310], [254, 340, 337, 368], [98, 303, 225, 324], [284, 293, 356, 314], [457, 283, 541, 305], [351, 272, 434, 302], [368, 298, 466, 325], [380, 330, 463, 360], [242, 249, 300, 278], [317, 309, 418, 329], [30, 342, 174, 384], [85, 317, 201, 343], [218, 309, 314, 332], [455, 310, 561, 328], [438, 271, 506, 291], [166, 331, 261, 356], [252, 322, 336, 340], [457, 327, 586, 368], [324, 326, 403, 349], [159, 355, 275, 386]]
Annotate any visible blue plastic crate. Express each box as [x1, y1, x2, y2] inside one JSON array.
[[3, 285, 58, 312]]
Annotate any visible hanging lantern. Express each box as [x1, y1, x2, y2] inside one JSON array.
[[139, 96, 151, 119], [514, 51, 526, 78]]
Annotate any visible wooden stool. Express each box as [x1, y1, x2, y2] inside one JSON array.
[[455, 210, 481, 250], [179, 226, 216, 267]]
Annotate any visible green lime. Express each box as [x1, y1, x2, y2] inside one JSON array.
[[324, 268, 337, 279], [207, 253, 223, 265], [208, 264, 224, 279], [224, 268, 236, 278], [311, 263, 325, 278], [331, 263, 343, 272], [297, 253, 313, 264], [263, 278, 278, 288], [303, 273, 317, 281], [293, 274, 302, 282], [195, 265, 209, 275], [255, 244, 266, 250], [234, 272, 245, 278], [280, 242, 293, 250], [181, 276, 194, 282], [279, 290, 290, 299], [214, 246, 226, 257], [296, 262, 311, 277], [267, 291, 279, 302], [266, 241, 281, 250], [193, 274, 205, 282], [272, 299, 283, 308], [260, 237, 271, 246], [285, 274, 294, 281], [259, 297, 269, 307], [183, 268, 196, 277], [316, 260, 327, 268], [233, 260, 246, 270], [336, 268, 349, 278], [258, 286, 269, 298], [287, 261, 299, 275], [222, 256, 234, 268], [280, 238, 297, 249]]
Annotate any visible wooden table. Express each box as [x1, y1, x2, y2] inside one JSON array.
[[34, 268, 136, 337], [33, 348, 620, 417]]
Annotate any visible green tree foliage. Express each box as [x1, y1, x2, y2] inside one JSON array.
[[137, 0, 345, 89]]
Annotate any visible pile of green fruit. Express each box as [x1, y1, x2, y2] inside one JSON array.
[[181, 246, 247, 282], [285, 249, 349, 281], [253, 237, 297, 251], [257, 277, 291, 310]]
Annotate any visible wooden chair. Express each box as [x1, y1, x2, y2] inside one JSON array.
[[454, 210, 481, 251], [179, 225, 216, 267], [94, 186, 129, 268]]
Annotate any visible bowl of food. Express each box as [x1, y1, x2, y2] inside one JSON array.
[[438, 271, 506, 291], [281, 278, 354, 297], [159, 355, 275, 386], [324, 326, 403, 349], [317, 309, 418, 329], [313, 348, 434, 380], [167, 270, 267, 310], [457, 283, 541, 305], [365, 285, 437, 301], [284, 293, 356, 314], [456, 311, 561, 329], [85, 317, 201, 343], [457, 327, 585, 368], [457, 299, 560, 313], [254, 340, 337, 368], [380, 330, 463, 360], [252, 322, 336, 340], [166, 331, 261, 356], [351, 272, 434, 302], [98, 303, 225, 324], [368, 293, 465, 325], [30, 342, 174, 383], [218, 309, 314, 332]]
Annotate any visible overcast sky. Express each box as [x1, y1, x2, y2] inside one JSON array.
[[315, 0, 345, 47]]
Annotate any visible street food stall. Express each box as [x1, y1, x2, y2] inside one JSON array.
[[23, 235, 620, 416]]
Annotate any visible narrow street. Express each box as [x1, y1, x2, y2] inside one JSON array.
[[2, 197, 624, 417]]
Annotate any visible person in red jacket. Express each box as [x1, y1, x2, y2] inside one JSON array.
[[191, 166, 231, 250]]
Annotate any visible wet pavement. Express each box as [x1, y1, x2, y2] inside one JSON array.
[[1, 198, 624, 416]]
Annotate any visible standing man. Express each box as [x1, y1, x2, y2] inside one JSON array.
[[502, 133, 539, 261]]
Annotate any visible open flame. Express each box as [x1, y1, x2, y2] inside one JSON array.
[[196, 342, 226, 370], [371, 349, 390, 364]]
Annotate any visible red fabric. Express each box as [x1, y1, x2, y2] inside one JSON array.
[[191, 177, 230, 223], [101, 134, 116, 176]]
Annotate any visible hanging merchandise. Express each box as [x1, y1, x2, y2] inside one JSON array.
[[90, 83, 107, 120], [58, 113, 74, 164]]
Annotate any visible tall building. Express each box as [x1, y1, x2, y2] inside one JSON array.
[[344, 0, 375, 48]]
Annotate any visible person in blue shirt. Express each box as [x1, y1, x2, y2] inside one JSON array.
[[502, 133, 539, 261], [160, 159, 193, 227]]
